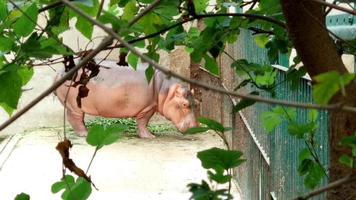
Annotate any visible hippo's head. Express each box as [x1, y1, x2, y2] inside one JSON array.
[[162, 84, 198, 133]]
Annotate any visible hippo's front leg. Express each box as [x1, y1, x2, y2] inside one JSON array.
[[67, 110, 87, 137], [136, 107, 156, 139]]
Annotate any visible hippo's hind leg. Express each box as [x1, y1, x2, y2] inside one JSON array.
[[136, 108, 155, 139], [66, 109, 87, 137]]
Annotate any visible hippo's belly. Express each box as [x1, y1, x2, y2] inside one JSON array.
[[80, 82, 156, 118]]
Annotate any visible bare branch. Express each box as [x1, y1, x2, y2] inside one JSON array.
[[0, 37, 114, 132], [308, 0, 356, 16], [59, 0, 356, 114], [128, 0, 161, 27], [39, 1, 63, 13], [293, 174, 356, 200], [197, 13, 286, 28], [96, 0, 105, 19]]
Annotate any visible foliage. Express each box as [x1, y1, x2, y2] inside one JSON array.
[[339, 135, 356, 169], [51, 175, 92, 200], [86, 123, 126, 149], [1, 0, 355, 199], [185, 117, 231, 134], [186, 119, 244, 200], [312, 71, 355, 105], [14, 193, 30, 200], [188, 147, 245, 200], [86, 117, 176, 134], [261, 106, 327, 189]]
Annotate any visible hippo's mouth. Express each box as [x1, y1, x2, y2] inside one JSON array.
[[176, 120, 197, 133]]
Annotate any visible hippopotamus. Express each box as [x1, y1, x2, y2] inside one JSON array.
[[55, 60, 198, 138]]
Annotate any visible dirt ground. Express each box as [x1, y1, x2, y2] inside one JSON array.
[[0, 65, 241, 200], [0, 126, 240, 200]]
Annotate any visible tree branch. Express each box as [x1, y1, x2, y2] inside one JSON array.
[[308, 0, 356, 16], [128, 0, 161, 27], [59, 0, 356, 114], [293, 174, 356, 200], [39, 1, 63, 13], [96, 0, 105, 19], [0, 37, 114, 132]]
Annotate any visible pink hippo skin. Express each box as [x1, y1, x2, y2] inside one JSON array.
[[55, 60, 198, 138]]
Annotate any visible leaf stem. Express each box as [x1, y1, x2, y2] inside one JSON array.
[[86, 146, 99, 174]]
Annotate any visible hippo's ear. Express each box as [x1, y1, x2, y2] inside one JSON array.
[[174, 84, 186, 98]]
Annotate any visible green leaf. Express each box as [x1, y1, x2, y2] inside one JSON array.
[[127, 52, 138, 70], [299, 148, 312, 161], [197, 147, 245, 170], [145, 65, 155, 83], [14, 193, 30, 200], [340, 135, 356, 157], [232, 91, 259, 112], [287, 122, 315, 138], [261, 110, 282, 133], [258, 0, 281, 15], [298, 159, 313, 176], [155, 1, 180, 19], [304, 163, 325, 189], [207, 168, 232, 184], [254, 35, 269, 48], [308, 109, 318, 122], [255, 68, 276, 87], [187, 180, 214, 200], [20, 34, 72, 59], [0, 36, 14, 52], [0, 65, 33, 115], [136, 12, 162, 35], [203, 54, 219, 76], [286, 67, 307, 90], [116, 0, 130, 7], [339, 155, 354, 168], [313, 71, 355, 105], [52, 175, 75, 194], [98, 11, 126, 31], [0, 0, 8, 21], [193, 0, 209, 13], [76, 16, 94, 39], [51, 181, 66, 193], [13, 3, 38, 37], [65, 177, 92, 200], [185, 127, 211, 134], [198, 118, 225, 133], [138, 0, 155, 3], [122, 1, 138, 21], [86, 124, 126, 149], [261, 106, 296, 132]]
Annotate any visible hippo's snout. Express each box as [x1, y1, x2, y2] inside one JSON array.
[[177, 118, 198, 133]]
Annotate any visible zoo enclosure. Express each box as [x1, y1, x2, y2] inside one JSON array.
[[188, 13, 356, 200]]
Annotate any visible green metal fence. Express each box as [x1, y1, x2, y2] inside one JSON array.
[[229, 29, 329, 200]]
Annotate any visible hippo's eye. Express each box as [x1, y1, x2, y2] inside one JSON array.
[[182, 102, 189, 108]]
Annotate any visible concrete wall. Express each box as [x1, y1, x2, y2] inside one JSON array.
[[0, 12, 176, 136]]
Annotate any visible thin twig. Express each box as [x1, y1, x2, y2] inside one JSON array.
[[8, 0, 46, 31], [293, 174, 356, 200], [0, 37, 113, 132], [59, 0, 356, 114], [96, 0, 105, 19], [308, 0, 356, 15], [198, 13, 286, 28], [39, 1, 63, 13], [34, 8, 286, 65], [128, 0, 161, 27], [86, 147, 99, 174], [98, 0, 161, 65], [324, 0, 336, 16]]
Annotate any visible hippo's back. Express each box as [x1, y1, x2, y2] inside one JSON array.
[[56, 61, 160, 118]]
